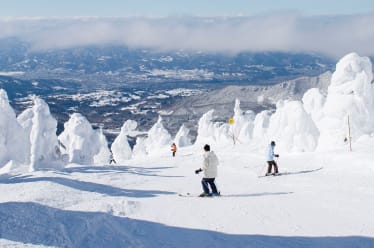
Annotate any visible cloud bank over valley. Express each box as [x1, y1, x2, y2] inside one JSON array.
[[1, 13, 374, 57]]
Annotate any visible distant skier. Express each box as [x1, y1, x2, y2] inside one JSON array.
[[171, 143, 177, 157], [195, 144, 220, 197], [109, 151, 117, 165], [266, 141, 279, 176]]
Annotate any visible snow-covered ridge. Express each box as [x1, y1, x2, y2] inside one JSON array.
[[1, 52, 374, 173], [168, 71, 332, 117]]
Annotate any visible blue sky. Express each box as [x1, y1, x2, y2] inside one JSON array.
[[1, 0, 373, 17]]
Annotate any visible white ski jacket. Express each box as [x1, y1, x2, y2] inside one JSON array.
[[202, 151, 219, 178]]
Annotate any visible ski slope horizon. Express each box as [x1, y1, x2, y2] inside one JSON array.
[[1, 52, 374, 247]]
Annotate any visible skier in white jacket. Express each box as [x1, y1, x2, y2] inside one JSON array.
[[195, 144, 220, 197]]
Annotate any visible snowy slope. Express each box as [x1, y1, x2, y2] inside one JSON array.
[[0, 142, 374, 247]]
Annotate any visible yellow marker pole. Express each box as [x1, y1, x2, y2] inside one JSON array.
[[228, 117, 236, 144]]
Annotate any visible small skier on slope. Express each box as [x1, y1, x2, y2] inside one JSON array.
[[171, 143, 177, 157], [266, 141, 279, 176], [195, 144, 220, 197], [109, 151, 117, 165]]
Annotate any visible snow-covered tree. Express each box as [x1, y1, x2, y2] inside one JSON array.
[[230, 99, 255, 144], [195, 109, 230, 145], [93, 128, 111, 164], [27, 97, 65, 171], [302, 88, 325, 124], [143, 116, 172, 155], [267, 100, 319, 152], [59, 113, 109, 165], [132, 136, 147, 158], [318, 53, 374, 150], [0, 89, 29, 171], [252, 110, 272, 148], [111, 120, 137, 163], [174, 124, 192, 147]]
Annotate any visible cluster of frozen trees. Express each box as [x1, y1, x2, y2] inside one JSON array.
[[1, 52, 373, 172], [0, 91, 194, 172], [198, 53, 374, 152]]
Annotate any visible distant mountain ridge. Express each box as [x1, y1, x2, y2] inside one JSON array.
[[168, 71, 332, 117], [0, 38, 334, 87]]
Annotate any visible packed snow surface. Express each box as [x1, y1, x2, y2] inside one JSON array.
[[1, 144, 374, 247]]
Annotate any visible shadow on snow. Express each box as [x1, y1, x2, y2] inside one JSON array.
[[62, 165, 182, 178], [0, 202, 373, 248], [280, 167, 324, 177], [221, 192, 293, 198], [0, 175, 174, 198]]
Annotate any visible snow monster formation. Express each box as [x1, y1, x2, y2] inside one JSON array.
[[0, 89, 29, 171], [25, 97, 65, 171], [111, 120, 137, 164], [230, 98, 255, 144], [317, 53, 374, 150], [266, 100, 319, 152], [194, 53, 374, 152], [58, 113, 110, 165], [133, 116, 172, 156], [195, 109, 231, 146], [174, 124, 192, 148]]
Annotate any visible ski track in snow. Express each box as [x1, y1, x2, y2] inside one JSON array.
[[0, 145, 374, 247]]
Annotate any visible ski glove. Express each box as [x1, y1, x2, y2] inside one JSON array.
[[195, 168, 203, 174], [275, 154, 279, 158]]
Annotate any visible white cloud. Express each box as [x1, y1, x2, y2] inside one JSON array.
[[1, 14, 374, 58]]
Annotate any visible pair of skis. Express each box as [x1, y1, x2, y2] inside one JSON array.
[[258, 172, 288, 178], [178, 192, 221, 197]]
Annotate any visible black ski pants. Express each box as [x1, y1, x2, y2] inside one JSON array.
[[267, 160, 279, 174], [201, 178, 218, 194]]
